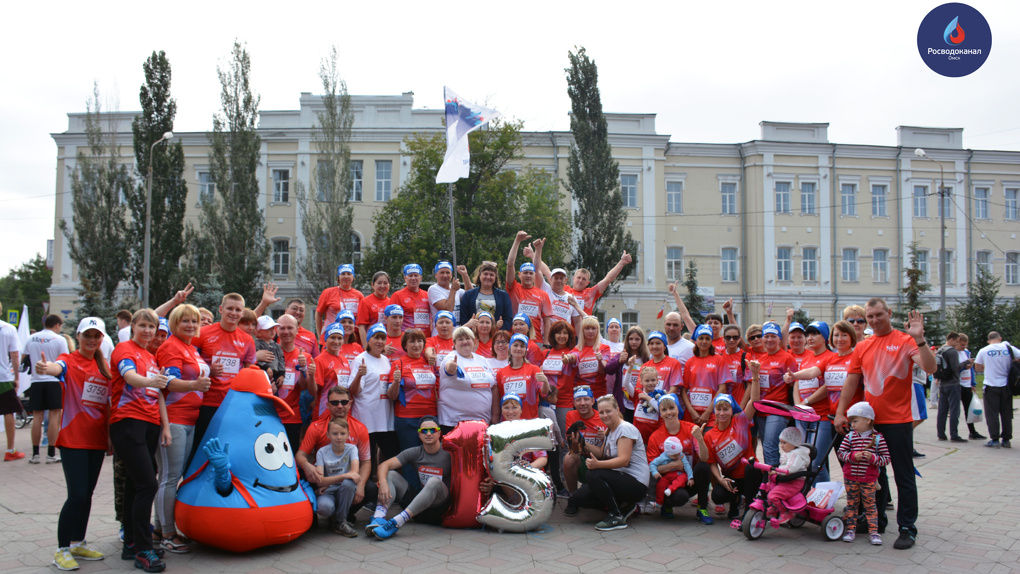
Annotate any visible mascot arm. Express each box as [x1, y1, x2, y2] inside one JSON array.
[[204, 438, 234, 496]]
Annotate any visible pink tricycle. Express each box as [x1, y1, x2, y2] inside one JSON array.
[[739, 400, 845, 541]]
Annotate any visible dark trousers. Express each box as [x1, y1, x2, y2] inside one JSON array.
[[110, 418, 159, 552], [661, 461, 712, 509], [936, 383, 962, 439], [568, 469, 647, 515], [58, 448, 105, 548], [711, 463, 764, 517], [875, 422, 918, 535], [984, 385, 1013, 441]]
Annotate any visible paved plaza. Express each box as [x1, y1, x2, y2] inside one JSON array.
[[2, 401, 1018, 574]]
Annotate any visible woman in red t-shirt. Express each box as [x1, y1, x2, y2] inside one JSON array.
[[543, 320, 578, 440], [495, 334, 549, 421], [468, 311, 497, 359], [757, 322, 798, 466], [784, 321, 837, 484], [387, 329, 437, 456], [36, 317, 114, 566], [604, 326, 650, 422], [702, 393, 763, 524], [336, 310, 364, 362], [312, 322, 352, 419], [645, 394, 710, 520], [425, 311, 456, 368], [682, 324, 733, 427], [574, 316, 609, 397], [509, 313, 545, 366], [356, 271, 391, 344]]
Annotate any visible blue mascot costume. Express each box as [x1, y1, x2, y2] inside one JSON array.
[[176, 366, 314, 552]]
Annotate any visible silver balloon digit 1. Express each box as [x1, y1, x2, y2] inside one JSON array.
[[477, 418, 555, 533]]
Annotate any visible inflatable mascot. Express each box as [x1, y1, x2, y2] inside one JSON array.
[[176, 366, 314, 552]]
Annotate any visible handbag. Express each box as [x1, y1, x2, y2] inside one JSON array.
[[966, 392, 984, 424]]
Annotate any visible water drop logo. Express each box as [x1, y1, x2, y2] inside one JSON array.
[[943, 16, 965, 45]]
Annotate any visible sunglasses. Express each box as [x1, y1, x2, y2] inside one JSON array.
[[747, 334, 762, 342], [328, 399, 351, 406], [848, 318, 867, 325], [418, 427, 439, 435], [724, 335, 741, 341]]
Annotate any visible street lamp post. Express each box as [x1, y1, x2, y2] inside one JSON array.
[[143, 131, 174, 308], [914, 148, 947, 324]]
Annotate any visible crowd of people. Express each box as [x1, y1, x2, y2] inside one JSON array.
[[2, 230, 1018, 571]]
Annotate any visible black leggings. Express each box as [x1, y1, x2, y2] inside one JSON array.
[[110, 418, 159, 551], [369, 431, 400, 465], [662, 461, 712, 509], [569, 468, 647, 516], [58, 448, 105, 548], [710, 463, 764, 516]]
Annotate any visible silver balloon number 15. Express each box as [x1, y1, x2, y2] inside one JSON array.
[[477, 418, 556, 532]]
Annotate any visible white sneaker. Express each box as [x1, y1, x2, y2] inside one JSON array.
[[47, 454, 61, 464], [28, 454, 41, 464]]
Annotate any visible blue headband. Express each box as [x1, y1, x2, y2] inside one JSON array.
[[648, 331, 667, 345], [367, 323, 387, 339], [501, 393, 522, 407], [512, 313, 531, 328], [519, 262, 535, 273], [762, 322, 781, 337], [477, 311, 494, 322], [573, 386, 594, 400], [384, 304, 404, 317], [694, 324, 714, 340], [158, 317, 170, 334], [336, 310, 356, 323], [658, 392, 686, 420], [434, 261, 453, 274], [324, 322, 345, 339], [435, 311, 456, 324], [714, 394, 742, 414], [337, 264, 355, 277], [509, 334, 529, 348], [403, 263, 422, 276], [607, 318, 621, 329]]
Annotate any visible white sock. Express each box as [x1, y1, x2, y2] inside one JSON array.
[[373, 504, 387, 519], [393, 510, 411, 527]]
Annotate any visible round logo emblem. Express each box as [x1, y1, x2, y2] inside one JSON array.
[[917, 3, 991, 77]]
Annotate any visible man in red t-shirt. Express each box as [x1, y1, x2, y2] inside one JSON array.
[[562, 387, 608, 492], [834, 298, 935, 549], [276, 315, 316, 450]]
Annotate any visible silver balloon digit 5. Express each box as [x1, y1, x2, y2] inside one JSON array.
[[477, 418, 555, 533]]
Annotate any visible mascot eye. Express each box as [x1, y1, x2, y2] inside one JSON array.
[[254, 433, 284, 471], [278, 431, 295, 468]]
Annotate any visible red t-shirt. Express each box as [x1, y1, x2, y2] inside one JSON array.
[[542, 348, 577, 408], [110, 341, 161, 425], [316, 286, 365, 336], [565, 285, 603, 316], [295, 326, 320, 358], [385, 335, 406, 364], [277, 347, 307, 424], [712, 337, 727, 355], [340, 342, 364, 362], [475, 338, 493, 359], [356, 294, 390, 328], [848, 330, 919, 424], [391, 287, 431, 332], [391, 355, 438, 419], [756, 350, 797, 404], [790, 349, 810, 370], [314, 351, 351, 419], [646, 420, 701, 462], [194, 323, 256, 408], [682, 354, 732, 421], [157, 335, 209, 426], [650, 355, 683, 392], [823, 352, 860, 416], [722, 350, 752, 407], [496, 363, 544, 420], [795, 350, 835, 417], [508, 282, 553, 342], [299, 415, 370, 462], [56, 352, 111, 450], [426, 336, 454, 368], [565, 409, 607, 450], [704, 412, 754, 479], [574, 344, 610, 398]]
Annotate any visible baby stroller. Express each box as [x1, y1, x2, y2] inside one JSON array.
[[739, 400, 844, 541]]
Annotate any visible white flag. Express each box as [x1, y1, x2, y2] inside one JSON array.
[[436, 87, 499, 184], [17, 305, 30, 394]]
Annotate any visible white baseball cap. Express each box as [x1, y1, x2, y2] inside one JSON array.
[[256, 316, 278, 330], [550, 267, 567, 277], [77, 317, 106, 335]]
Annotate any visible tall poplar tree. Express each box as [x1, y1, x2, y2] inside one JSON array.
[[200, 40, 270, 296], [564, 46, 637, 301], [295, 46, 356, 300], [126, 50, 188, 305]]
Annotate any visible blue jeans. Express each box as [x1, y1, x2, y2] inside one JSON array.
[[756, 415, 787, 466], [795, 419, 833, 484]]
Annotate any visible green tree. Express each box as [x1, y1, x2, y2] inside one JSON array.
[[126, 50, 189, 306], [897, 241, 944, 341], [363, 120, 572, 287], [0, 255, 52, 328], [951, 267, 1005, 355], [791, 309, 814, 326], [564, 46, 637, 301], [295, 46, 356, 301], [200, 40, 270, 296], [682, 259, 705, 326], [60, 83, 133, 316]]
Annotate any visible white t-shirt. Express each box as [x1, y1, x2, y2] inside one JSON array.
[[667, 338, 695, 366], [438, 351, 496, 427], [427, 284, 464, 336], [488, 357, 509, 371], [540, 283, 579, 324], [0, 321, 19, 381], [975, 341, 1020, 388], [603, 421, 650, 486], [101, 334, 114, 362], [25, 329, 70, 383], [346, 351, 394, 432], [118, 325, 131, 344], [957, 350, 973, 388]]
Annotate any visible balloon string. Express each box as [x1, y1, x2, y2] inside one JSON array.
[[526, 524, 556, 538]]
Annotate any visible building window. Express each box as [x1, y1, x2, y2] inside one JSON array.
[[872, 184, 887, 216], [721, 248, 738, 282], [976, 250, 992, 277], [721, 182, 737, 215], [841, 248, 858, 282], [776, 247, 792, 282], [800, 182, 816, 215], [938, 188, 954, 219], [938, 250, 953, 284], [1006, 252, 1019, 285], [873, 249, 889, 283], [775, 182, 791, 214], [841, 184, 857, 216], [974, 187, 989, 219], [621, 311, 639, 333], [913, 185, 928, 217], [375, 160, 392, 202], [350, 160, 363, 202], [272, 169, 290, 202], [666, 181, 683, 214], [666, 247, 683, 281], [802, 247, 817, 282], [621, 175, 637, 208], [1006, 188, 1019, 220], [272, 239, 290, 276], [316, 161, 333, 202], [198, 172, 215, 204], [351, 233, 362, 266], [916, 249, 930, 283]]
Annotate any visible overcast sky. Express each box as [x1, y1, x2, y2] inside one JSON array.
[[1, 0, 1016, 277]]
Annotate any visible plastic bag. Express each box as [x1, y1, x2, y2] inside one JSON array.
[[928, 380, 939, 409], [967, 392, 984, 424], [806, 481, 844, 510]]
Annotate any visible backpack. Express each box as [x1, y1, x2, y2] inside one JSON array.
[[1007, 344, 1020, 397], [933, 347, 954, 382]]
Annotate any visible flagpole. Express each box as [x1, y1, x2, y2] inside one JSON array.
[[448, 182, 458, 269]]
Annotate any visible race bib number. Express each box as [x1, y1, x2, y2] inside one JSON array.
[[503, 378, 526, 395], [198, 361, 210, 378], [145, 367, 161, 398], [689, 390, 712, 408], [634, 404, 659, 422], [541, 357, 563, 373], [283, 371, 296, 389], [436, 351, 450, 365], [465, 366, 491, 389], [824, 371, 846, 390], [335, 370, 350, 388], [81, 378, 108, 409], [343, 300, 359, 316], [581, 429, 605, 447], [215, 354, 241, 375], [798, 378, 819, 401], [716, 437, 741, 467], [758, 373, 770, 390], [418, 465, 443, 485], [412, 370, 436, 388], [414, 311, 431, 328], [578, 359, 599, 376], [551, 300, 570, 320], [518, 302, 539, 318]]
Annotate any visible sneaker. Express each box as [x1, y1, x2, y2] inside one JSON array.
[[870, 533, 883, 545], [364, 517, 387, 536], [28, 454, 41, 464], [620, 502, 637, 522], [842, 531, 856, 543], [335, 521, 358, 538], [372, 519, 399, 540], [134, 549, 166, 573], [594, 514, 628, 531], [1002, 440, 1012, 449], [660, 506, 674, 519], [697, 508, 715, 525], [970, 432, 987, 440], [69, 542, 104, 561], [714, 504, 727, 515], [119, 527, 124, 542], [950, 437, 968, 443], [4, 450, 25, 461], [912, 449, 926, 458], [893, 530, 916, 550], [563, 503, 578, 518], [556, 488, 571, 499], [985, 440, 1001, 448], [47, 454, 61, 464], [122, 544, 163, 560], [53, 548, 79, 571]]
